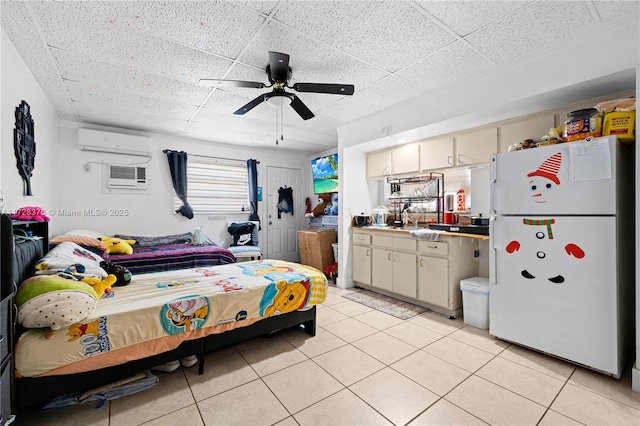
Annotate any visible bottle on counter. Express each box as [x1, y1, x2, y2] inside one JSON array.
[[457, 189, 466, 212]]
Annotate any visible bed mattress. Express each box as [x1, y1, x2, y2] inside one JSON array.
[[15, 260, 327, 377], [105, 244, 236, 274]]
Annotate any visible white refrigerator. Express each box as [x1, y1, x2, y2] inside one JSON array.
[[489, 136, 634, 378]]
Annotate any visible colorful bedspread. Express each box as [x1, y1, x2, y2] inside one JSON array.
[[15, 260, 327, 377], [105, 244, 236, 275]]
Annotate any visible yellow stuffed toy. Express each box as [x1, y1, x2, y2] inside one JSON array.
[[81, 274, 117, 299], [100, 237, 136, 255]]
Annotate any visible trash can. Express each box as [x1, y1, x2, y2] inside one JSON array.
[[460, 277, 490, 329]]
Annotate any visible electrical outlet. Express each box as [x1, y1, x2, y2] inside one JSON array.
[[474, 250, 480, 258]]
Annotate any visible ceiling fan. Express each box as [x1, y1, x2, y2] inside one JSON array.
[[199, 51, 355, 120]]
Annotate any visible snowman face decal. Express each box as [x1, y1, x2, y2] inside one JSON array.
[[526, 152, 561, 204], [528, 178, 556, 203]]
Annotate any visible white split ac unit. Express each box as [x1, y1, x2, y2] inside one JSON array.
[[108, 164, 149, 190], [78, 128, 152, 157]]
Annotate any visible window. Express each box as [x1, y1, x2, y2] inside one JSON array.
[[174, 157, 249, 214]]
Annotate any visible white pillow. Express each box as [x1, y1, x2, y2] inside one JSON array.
[[65, 228, 104, 239]]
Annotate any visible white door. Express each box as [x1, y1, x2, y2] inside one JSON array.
[[266, 166, 302, 262], [491, 136, 617, 215], [490, 215, 620, 376]]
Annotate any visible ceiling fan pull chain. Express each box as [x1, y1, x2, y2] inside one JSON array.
[[275, 107, 279, 145]]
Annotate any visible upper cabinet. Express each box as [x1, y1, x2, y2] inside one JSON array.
[[419, 136, 454, 171], [367, 144, 419, 178], [455, 127, 498, 166], [391, 144, 420, 175], [499, 115, 555, 153]]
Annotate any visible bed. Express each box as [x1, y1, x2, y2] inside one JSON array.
[[51, 231, 237, 275], [8, 233, 327, 409]]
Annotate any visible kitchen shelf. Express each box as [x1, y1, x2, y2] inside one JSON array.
[[387, 172, 444, 225]]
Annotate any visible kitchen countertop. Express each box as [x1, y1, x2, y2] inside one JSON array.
[[353, 225, 490, 240]]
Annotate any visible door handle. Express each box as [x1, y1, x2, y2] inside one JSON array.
[[268, 221, 272, 225], [489, 217, 497, 285]]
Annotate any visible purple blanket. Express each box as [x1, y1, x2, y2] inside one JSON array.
[[105, 244, 236, 275]]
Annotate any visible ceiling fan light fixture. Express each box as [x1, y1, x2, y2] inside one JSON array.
[[266, 95, 292, 108]]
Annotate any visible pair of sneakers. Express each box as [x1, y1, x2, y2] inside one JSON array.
[[152, 355, 198, 373]]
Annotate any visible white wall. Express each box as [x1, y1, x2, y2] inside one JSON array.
[[1, 29, 56, 212], [53, 123, 311, 245]]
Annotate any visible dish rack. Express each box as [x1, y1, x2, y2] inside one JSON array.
[[386, 172, 444, 226]]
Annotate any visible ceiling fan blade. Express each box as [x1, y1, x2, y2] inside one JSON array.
[[268, 51, 290, 82], [292, 82, 355, 95], [199, 79, 265, 89], [233, 94, 266, 115], [290, 95, 315, 120]]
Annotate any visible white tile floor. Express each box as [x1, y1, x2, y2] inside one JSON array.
[[19, 284, 640, 425]]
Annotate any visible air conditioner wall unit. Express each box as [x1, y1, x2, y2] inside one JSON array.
[[78, 128, 153, 157], [108, 164, 149, 190]]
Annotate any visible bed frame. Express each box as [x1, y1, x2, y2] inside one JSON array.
[[7, 226, 317, 410]]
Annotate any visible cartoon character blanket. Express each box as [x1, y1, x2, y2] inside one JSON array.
[[15, 260, 327, 377]]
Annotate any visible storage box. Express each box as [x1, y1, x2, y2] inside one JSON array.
[[297, 228, 336, 272], [460, 277, 490, 329]]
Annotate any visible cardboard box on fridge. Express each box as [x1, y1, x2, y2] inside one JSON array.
[[297, 228, 336, 273]]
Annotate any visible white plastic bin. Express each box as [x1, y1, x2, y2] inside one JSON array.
[[460, 277, 490, 329], [332, 243, 339, 263]]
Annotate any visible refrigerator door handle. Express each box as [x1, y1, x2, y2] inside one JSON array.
[[489, 216, 497, 285], [489, 154, 497, 214]]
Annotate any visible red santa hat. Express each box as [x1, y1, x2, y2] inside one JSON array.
[[527, 152, 561, 185]]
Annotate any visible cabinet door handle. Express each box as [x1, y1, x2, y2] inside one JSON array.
[[447, 155, 453, 165], [366, 249, 370, 257], [388, 252, 392, 261], [457, 154, 464, 164], [419, 258, 424, 267]]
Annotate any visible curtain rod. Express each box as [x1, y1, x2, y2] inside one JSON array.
[[162, 149, 259, 164]]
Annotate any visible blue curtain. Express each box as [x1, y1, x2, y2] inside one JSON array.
[[164, 149, 194, 219], [247, 159, 260, 229]]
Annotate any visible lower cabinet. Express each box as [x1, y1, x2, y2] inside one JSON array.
[[352, 229, 480, 317], [418, 255, 449, 308], [352, 244, 372, 285]]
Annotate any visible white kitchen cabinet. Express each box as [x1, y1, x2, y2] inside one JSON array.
[[455, 127, 498, 166], [366, 144, 420, 178], [391, 144, 420, 175], [499, 115, 555, 153], [352, 244, 372, 285], [392, 251, 417, 298], [417, 238, 479, 315], [419, 136, 454, 171], [418, 255, 449, 308], [367, 150, 391, 178], [371, 248, 394, 292]]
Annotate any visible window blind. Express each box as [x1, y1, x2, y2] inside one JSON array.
[[174, 158, 249, 214]]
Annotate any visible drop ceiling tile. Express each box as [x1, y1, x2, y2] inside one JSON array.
[[31, 1, 233, 84], [315, 97, 380, 123], [69, 1, 266, 59], [331, 1, 457, 72], [354, 76, 424, 109], [50, 49, 210, 107], [465, 1, 598, 65], [416, 1, 525, 37], [396, 41, 493, 92], [279, 125, 337, 146], [5, 36, 77, 120], [192, 107, 275, 136], [182, 122, 274, 148], [236, 1, 278, 16], [65, 80, 199, 121], [1, 1, 42, 43], [273, 1, 383, 48], [593, 1, 640, 23], [238, 21, 387, 91]]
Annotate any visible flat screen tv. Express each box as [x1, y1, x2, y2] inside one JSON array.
[[311, 153, 338, 194]]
